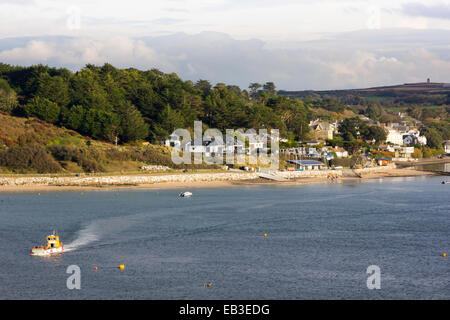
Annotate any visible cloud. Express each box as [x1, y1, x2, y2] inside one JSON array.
[[0, 36, 175, 71], [402, 2, 450, 20], [0, 40, 53, 64], [1, 29, 450, 90]]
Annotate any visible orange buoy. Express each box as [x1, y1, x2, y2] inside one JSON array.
[[443, 253, 447, 257], [94, 266, 98, 271]]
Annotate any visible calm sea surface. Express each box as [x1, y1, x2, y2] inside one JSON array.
[[0, 175, 449, 299]]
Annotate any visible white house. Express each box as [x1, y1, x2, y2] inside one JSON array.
[[402, 129, 427, 146], [332, 147, 349, 158], [443, 140, 450, 154], [399, 146, 414, 158], [240, 132, 266, 153], [164, 133, 181, 149], [386, 129, 404, 145], [183, 139, 207, 153]]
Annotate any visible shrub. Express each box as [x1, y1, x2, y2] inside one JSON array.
[[0, 145, 62, 173], [47, 145, 105, 173]]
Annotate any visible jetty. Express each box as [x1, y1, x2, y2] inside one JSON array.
[[258, 172, 289, 182]]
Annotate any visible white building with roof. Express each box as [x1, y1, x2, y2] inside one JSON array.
[[386, 129, 404, 145]]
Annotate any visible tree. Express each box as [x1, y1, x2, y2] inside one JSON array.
[[34, 73, 70, 107], [263, 82, 276, 94], [421, 127, 443, 149], [62, 105, 85, 131], [117, 103, 149, 142], [151, 105, 186, 142], [343, 141, 363, 155], [339, 117, 365, 141], [408, 105, 423, 120], [24, 97, 60, 123], [365, 126, 387, 143], [126, 81, 160, 119], [248, 83, 262, 97], [70, 69, 109, 110], [366, 103, 383, 121], [80, 108, 120, 142], [0, 78, 18, 112], [412, 147, 423, 159], [195, 80, 212, 96]]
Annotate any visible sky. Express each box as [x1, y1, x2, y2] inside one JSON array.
[[1, 0, 450, 90]]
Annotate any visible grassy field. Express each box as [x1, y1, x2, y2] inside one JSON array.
[[365, 96, 392, 101], [384, 105, 444, 112]]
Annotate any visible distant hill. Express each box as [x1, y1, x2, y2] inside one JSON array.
[[279, 80, 450, 98]]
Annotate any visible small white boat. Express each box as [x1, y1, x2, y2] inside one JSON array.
[[30, 231, 64, 256], [442, 181, 450, 184], [179, 191, 193, 197]]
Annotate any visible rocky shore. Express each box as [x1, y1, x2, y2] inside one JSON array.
[[0, 166, 438, 192]]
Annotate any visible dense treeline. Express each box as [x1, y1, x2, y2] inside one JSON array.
[[0, 62, 311, 144]]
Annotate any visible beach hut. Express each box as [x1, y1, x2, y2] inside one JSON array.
[[287, 160, 326, 170], [375, 157, 392, 166]]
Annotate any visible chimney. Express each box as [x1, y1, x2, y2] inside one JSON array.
[[427, 78, 430, 84]]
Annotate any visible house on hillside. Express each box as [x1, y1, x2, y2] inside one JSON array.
[[309, 120, 334, 140], [402, 129, 427, 146], [331, 146, 349, 158], [386, 129, 404, 145], [183, 139, 207, 154], [164, 133, 181, 149], [239, 132, 267, 153], [443, 140, 450, 154]]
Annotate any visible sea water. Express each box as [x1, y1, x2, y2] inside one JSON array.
[[0, 175, 448, 299]]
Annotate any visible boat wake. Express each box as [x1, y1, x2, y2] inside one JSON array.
[[64, 223, 100, 252], [64, 213, 152, 252]]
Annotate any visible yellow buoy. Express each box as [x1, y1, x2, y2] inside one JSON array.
[[118, 264, 125, 270], [443, 253, 447, 257], [264, 233, 267, 237]]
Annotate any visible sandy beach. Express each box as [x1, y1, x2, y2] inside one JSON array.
[[0, 167, 440, 193]]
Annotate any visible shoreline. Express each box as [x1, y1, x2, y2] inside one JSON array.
[[0, 168, 440, 193], [395, 158, 450, 166]]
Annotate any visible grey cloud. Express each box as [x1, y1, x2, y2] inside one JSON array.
[[82, 16, 187, 27], [402, 2, 450, 20], [1, 29, 450, 90]]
